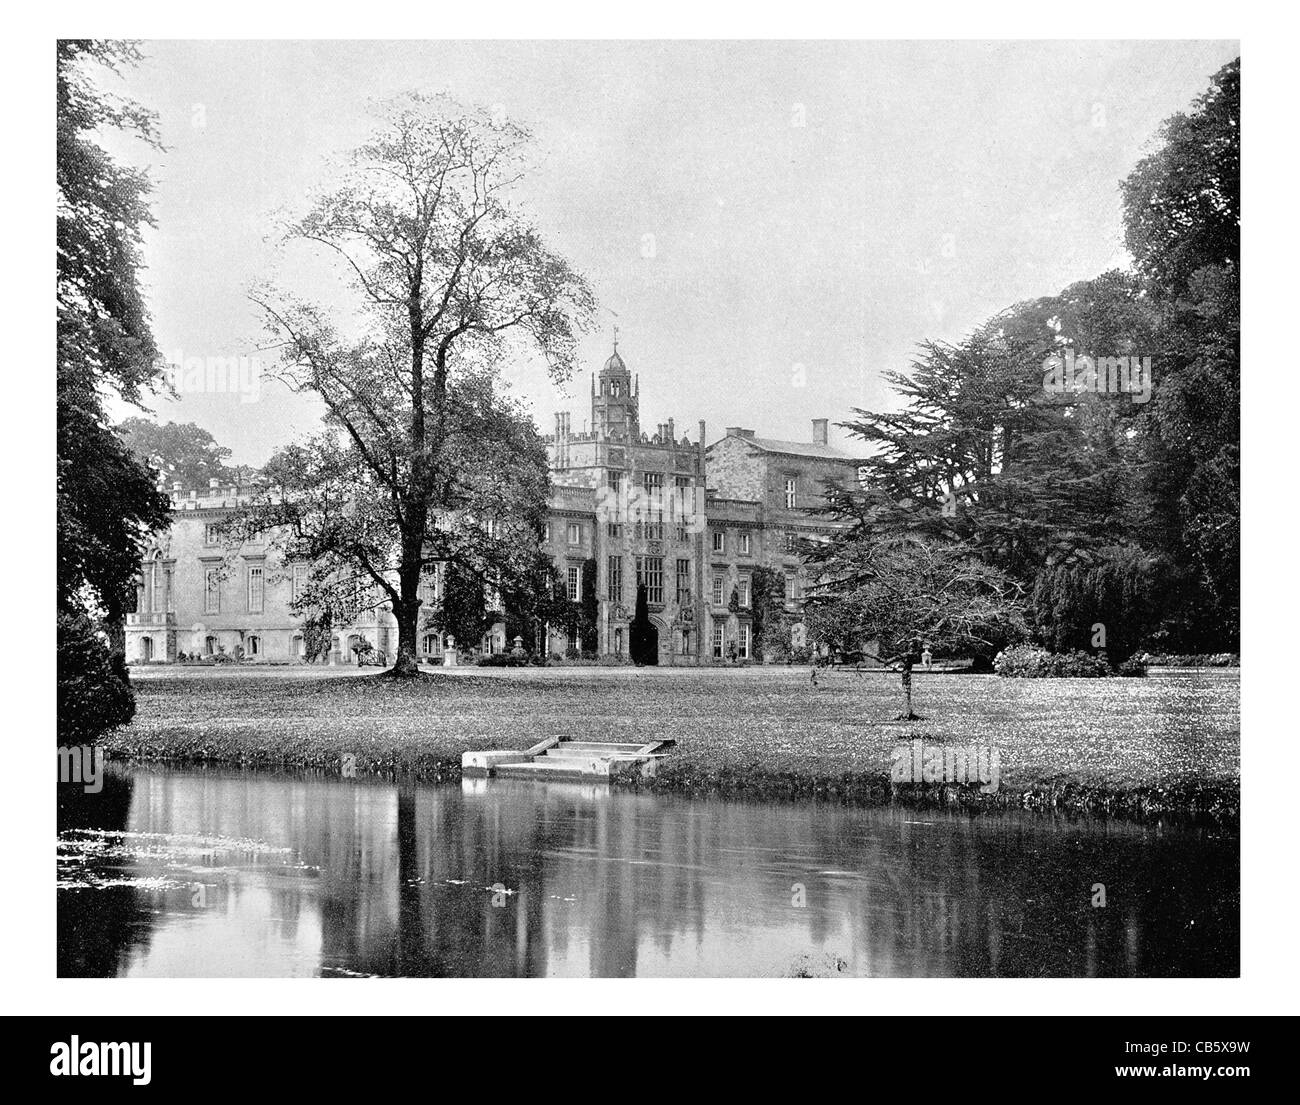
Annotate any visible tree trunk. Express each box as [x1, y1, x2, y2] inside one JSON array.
[[897, 658, 921, 720], [388, 599, 422, 678]]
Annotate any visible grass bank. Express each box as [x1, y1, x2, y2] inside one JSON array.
[[104, 665, 1240, 826]]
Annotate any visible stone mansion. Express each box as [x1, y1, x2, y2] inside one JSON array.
[[125, 345, 867, 666]]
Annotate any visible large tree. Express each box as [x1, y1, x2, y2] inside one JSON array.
[[804, 536, 1025, 719], [118, 417, 237, 488], [57, 40, 170, 736], [1122, 57, 1239, 646], [245, 94, 595, 675]]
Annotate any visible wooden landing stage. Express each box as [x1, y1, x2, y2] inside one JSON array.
[[462, 736, 675, 781]]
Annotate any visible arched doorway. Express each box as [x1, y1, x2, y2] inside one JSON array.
[[631, 617, 661, 666], [141, 637, 153, 662]]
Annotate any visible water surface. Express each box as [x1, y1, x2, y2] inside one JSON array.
[[57, 765, 1238, 977]]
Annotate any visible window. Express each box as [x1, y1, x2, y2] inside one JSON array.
[[675, 523, 688, 543], [614, 627, 624, 654], [247, 565, 264, 614], [638, 556, 663, 605], [607, 555, 622, 602], [643, 471, 663, 506], [785, 531, 799, 553], [738, 576, 751, 608], [646, 518, 664, 540], [739, 623, 751, 659], [681, 629, 691, 655], [785, 477, 798, 509], [607, 470, 623, 496], [738, 532, 751, 556], [711, 531, 725, 554], [567, 522, 582, 545], [423, 633, 437, 656], [675, 476, 692, 512], [164, 568, 174, 613], [247, 635, 260, 657], [712, 623, 724, 658], [567, 565, 581, 602], [607, 521, 622, 539], [205, 635, 217, 657], [292, 563, 308, 602], [784, 574, 794, 600], [712, 575, 724, 605], [204, 568, 221, 614], [675, 559, 691, 604], [204, 523, 221, 546]]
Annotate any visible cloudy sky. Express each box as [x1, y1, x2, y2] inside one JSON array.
[[100, 39, 1238, 464]]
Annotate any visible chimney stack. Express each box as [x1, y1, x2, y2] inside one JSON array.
[[812, 418, 829, 446]]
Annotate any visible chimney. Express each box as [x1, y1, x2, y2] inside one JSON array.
[[667, 417, 675, 442], [812, 418, 828, 445]]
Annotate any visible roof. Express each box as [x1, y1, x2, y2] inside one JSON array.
[[710, 434, 868, 463]]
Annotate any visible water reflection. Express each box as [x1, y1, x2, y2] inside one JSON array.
[[57, 765, 1238, 978]]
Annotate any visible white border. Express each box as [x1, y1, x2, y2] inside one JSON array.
[[7, 3, 1293, 1017]]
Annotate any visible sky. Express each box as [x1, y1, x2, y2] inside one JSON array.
[[98, 39, 1239, 466]]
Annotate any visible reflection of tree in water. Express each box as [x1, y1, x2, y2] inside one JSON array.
[[803, 810, 1239, 977], [326, 781, 714, 978], [57, 766, 140, 977]]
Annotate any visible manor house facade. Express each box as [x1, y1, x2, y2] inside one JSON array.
[[125, 345, 867, 666]]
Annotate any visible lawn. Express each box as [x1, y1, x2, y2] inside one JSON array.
[[105, 665, 1240, 823]]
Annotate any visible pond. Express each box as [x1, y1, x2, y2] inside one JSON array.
[[57, 765, 1238, 977]]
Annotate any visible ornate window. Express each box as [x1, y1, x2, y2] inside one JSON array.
[[637, 556, 663, 604]]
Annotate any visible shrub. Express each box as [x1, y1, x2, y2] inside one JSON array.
[[475, 652, 530, 667], [1144, 652, 1239, 667], [994, 644, 1111, 678], [1117, 655, 1149, 677], [57, 612, 135, 743]]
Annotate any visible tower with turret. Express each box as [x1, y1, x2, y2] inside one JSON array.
[[591, 338, 639, 441]]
